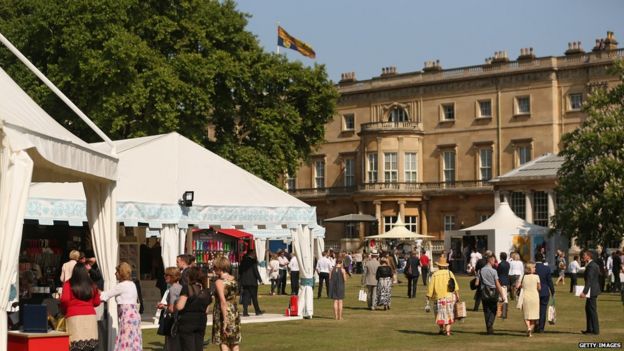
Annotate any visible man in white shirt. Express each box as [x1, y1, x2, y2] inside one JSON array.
[[569, 255, 581, 293], [277, 251, 289, 295], [316, 251, 332, 298], [289, 253, 300, 295], [469, 248, 482, 274]]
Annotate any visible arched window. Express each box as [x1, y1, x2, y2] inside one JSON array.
[[388, 107, 408, 122]]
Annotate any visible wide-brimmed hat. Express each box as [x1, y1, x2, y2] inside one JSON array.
[[435, 256, 449, 267]]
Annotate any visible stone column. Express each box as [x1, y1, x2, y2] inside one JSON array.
[[547, 191, 555, 227], [420, 200, 428, 235], [525, 191, 533, 223], [398, 200, 406, 222], [374, 200, 382, 234]]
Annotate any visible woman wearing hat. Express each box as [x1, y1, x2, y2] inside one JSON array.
[[426, 256, 460, 336]]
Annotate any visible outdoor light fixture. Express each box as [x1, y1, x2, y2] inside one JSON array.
[[179, 191, 194, 207]]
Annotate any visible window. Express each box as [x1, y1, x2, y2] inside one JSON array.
[[405, 216, 418, 233], [517, 145, 531, 165], [343, 113, 355, 131], [384, 152, 398, 183], [533, 191, 549, 226], [345, 223, 357, 238], [511, 192, 526, 219], [384, 216, 398, 232], [314, 160, 325, 188], [441, 103, 455, 121], [344, 158, 355, 187], [442, 150, 456, 184], [478, 100, 492, 118], [479, 214, 490, 223], [286, 175, 296, 190], [444, 215, 455, 231], [515, 96, 530, 115], [404, 152, 418, 183], [479, 148, 492, 181], [367, 153, 378, 183], [389, 107, 408, 122], [568, 93, 583, 111]]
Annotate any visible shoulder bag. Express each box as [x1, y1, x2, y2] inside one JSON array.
[[157, 310, 175, 336], [447, 271, 456, 293], [479, 270, 499, 303]]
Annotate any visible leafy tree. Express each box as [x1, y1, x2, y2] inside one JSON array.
[[553, 60, 624, 248], [0, 0, 337, 185]]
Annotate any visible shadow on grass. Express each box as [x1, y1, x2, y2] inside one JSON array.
[[397, 329, 439, 336], [344, 306, 371, 310]]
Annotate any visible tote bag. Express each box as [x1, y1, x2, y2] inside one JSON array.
[[358, 289, 367, 302]]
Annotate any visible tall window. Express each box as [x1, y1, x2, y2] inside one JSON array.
[[478, 100, 492, 118], [314, 160, 325, 188], [384, 152, 398, 183], [367, 153, 378, 183], [384, 216, 397, 232], [479, 148, 492, 181], [479, 214, 490, 222], [389, 107, 408, 122], [442, 150, 456, 184], [345, 223, 357, 238], [342, 113, 355, 131], [286, 175, 296, 190], [344, 158, 355, 187], [441, 103, 455, 121], [533, 191, 549, 226], [444, 215, 455, 231], [405, 216, 418, 233], [568, 93, 583, 111], [515, 96, 531, 115], [517, 145, 531, 165], [404, 152, 418, 182], [511, 192, 526, 219]]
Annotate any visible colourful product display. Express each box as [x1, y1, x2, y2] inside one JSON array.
[[191, 238, 238, 264]]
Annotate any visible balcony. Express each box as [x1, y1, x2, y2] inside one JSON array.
[[287, 186, 356, 198], [360, 120, 422, 133]]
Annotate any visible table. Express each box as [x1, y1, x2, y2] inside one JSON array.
[[8, 330, 69, 351]]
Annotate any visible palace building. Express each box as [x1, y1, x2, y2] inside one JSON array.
[[287, 32, 622, 251]]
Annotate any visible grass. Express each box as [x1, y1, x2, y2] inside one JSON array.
[[143, 275, 624, 351]]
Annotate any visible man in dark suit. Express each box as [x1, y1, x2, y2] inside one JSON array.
[[239, 250, 264, 316], [405, 251, 420, 298], [581, 250, 601, 335], [535, 252, 555, 333]]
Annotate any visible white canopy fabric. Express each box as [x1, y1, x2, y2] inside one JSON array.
[[461, 201, 547, 233], [292, 226, 314, 318], [0, 66, 118, 351], [365, 217, 434, 240]]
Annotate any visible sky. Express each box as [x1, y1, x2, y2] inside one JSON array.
[[236, 0, 624, 82]]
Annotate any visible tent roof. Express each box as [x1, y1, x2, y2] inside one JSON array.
[[460, 201, 547, 233], [324, 214, 377, 223], [490, 153, 563, 183], [0, 67, 117, 181], [365, 217, 434, 240]]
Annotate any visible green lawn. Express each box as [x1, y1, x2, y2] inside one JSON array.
[[143, 275, 624, 351]]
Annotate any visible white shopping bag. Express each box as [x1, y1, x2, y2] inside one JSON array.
[[358, 289, 367, 302]]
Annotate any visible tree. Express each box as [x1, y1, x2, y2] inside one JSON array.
[[0, 0, 337, 185], [553, 60, 624, 248]]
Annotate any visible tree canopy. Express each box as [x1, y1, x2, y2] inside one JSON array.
[[553, 60, 624, 248], [0, 0, 338, 185]]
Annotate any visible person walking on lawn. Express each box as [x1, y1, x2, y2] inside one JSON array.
[[535, 252, 555, 333]]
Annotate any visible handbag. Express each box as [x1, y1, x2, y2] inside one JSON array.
[[447, 272, 456, 293], [454, 300, 466, 319], [547, 297, 556, 325], [516, 288, 524, 309], [469, 277, 478, 291], [358, 289, 367, 302], [479, 271, 499, 303], [157, 310, 175, 336], [496, 302, 508, 319]]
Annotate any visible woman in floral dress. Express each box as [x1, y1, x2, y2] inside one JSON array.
[[375, 258, 394, 310], [212, 256, 241, 351]]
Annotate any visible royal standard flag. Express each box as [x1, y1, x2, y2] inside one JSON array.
[[277, 26, 316, 59]]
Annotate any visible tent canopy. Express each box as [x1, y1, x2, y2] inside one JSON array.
[[460, 201, 547, 234], [27, 132, 322, 235], [365, 217, 434, 240], [324, 213, 377, 223]]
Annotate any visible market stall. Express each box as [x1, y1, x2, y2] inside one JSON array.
[[190, 228, 254, 277]]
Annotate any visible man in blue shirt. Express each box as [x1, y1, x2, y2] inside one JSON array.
[[535, 252, 555, 333]]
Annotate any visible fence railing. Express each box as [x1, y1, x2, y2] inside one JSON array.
[[360, 120, 422, 132], [287, 180, 492, 196]]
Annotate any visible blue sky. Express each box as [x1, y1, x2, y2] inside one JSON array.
[[236, 0, 624, 82]]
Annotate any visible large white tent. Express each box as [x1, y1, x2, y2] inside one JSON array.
[[0, 63, 118, 351], [447, 202, 550, 264]]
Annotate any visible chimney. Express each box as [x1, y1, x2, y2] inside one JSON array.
[[518, 47, 537, 61], [490, 50, 509, 64], [564, 41, 585, 56], [604, 31, 618, 50], [380, 66, 397, 77], [339, 72, 356, 84], [422, 60, 442, 72]]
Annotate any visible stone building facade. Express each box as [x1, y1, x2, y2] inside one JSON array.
[[287, 33, 622, 250]]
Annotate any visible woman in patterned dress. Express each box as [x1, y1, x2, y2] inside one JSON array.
[[375, 258, 393, 310], [101, 262, 143, 351], [212, 256, 241, 351], [426, 256, 460, 336]]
